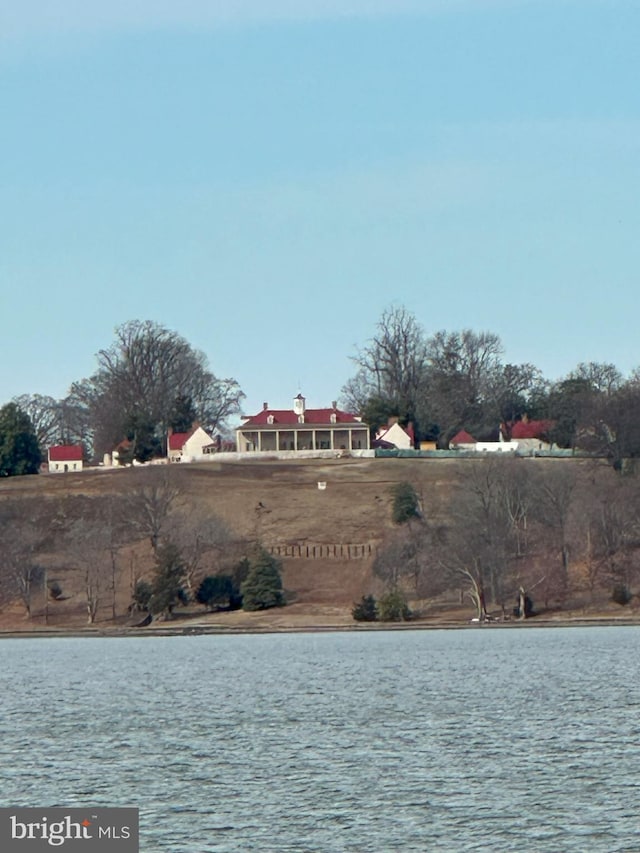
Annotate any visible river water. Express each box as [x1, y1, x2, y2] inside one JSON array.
[[1, 627, 639, 852]]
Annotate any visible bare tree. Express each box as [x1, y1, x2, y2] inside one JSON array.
[[588, 485, 640, 591], [0, 499, 51, 618], [568, 362, 623, 396], [165, 509, 232, 595], [73, 320, 244, 456], [498, 458, 535, 558], [588, 383, 640, 471], [424, 329, 504, 443], [464, 460, 516, 610], [122, 468, 182, 552], [342, 306, 428, 419], [485, 363, 545, 433], [533, 465, 577, 576], [431, 459, 538, 619], [11, 394, 63, 450], [437, 528, 491, 622], [373, 520, 423, 591], [63, 517, 114, 624]]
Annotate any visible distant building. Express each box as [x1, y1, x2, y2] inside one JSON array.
[[474, 441, 518, 453], [168, 426, 217, 462], [236, 394, 370, 453], [449, 419, 554, 454], [449, 430, 477, 451], [373, 419, 415, 450], [509, 418, 553, 451], [48, 445, 83, 473]]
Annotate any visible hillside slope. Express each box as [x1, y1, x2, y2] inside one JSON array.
[[1, 455, 636, 629]]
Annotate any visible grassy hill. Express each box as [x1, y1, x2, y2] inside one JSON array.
[[0, 455, 638, 631]]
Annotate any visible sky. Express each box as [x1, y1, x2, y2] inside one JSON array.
[[1, 0, 639, 420]]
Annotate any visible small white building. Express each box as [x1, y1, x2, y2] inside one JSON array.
[[475, 441, 518, 453], [449, 430, 477, 451], [374, 420, 414, 450], [168, 426, 216, 462], [48, 445, 83, 473]]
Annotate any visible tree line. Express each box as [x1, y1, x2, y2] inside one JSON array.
[[3, 308, 640, 475], [362, 458, 640, 622], [0, 468, 284, 624], [341, 306, 640, 467], [2, 319, 244, 471]]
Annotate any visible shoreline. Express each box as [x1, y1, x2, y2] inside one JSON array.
[[1, 614, 640, 639]]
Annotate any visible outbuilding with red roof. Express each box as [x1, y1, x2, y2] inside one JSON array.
[[48, 445, 84, 473], [449, 429, 477, 450], [168, 426, 217, 462]]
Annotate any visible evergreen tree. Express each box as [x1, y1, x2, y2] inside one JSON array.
[[123, 410, 163, 463], [391, 481, 420, 524], [241, 548, 284, 611], [132, 580, 153, 611], [351, 595, 378, 622], [377, 589, 411, 622], [149, 541, 186, 617], [170, 394, 198, 433], [0, 403, 42, 476]]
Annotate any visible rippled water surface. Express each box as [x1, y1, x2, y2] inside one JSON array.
[[1, 627, 640, 852]]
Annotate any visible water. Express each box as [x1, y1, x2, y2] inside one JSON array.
[[1, 627, 640, 852]]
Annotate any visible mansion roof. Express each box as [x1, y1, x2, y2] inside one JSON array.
[[241, 408, 363, 427]]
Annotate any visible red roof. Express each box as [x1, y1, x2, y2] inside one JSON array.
[[241, 408, 362, 426], [49, 445, 83, 462], [168, 431, 190, 450], [511, 419, 553, 439], [450, 429, 476, 445]]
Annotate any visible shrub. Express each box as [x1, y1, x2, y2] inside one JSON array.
[[196, 575, 234, 610], [351, 595, 378, 622], [132, 579, 153, 611], [391, 482, 420, 524], [48, 580, 63, 600], [377, 589, 411, 622], [611, 584, 633, 606]]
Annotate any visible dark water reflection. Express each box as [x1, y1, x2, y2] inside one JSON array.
[[1, 627, 639, 852]]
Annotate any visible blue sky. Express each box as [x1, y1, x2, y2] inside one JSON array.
[[2, 0, 639, 418]]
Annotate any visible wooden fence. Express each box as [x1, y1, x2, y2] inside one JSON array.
[[267, 543, 376, 560]]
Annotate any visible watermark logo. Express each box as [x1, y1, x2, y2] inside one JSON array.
[[0, 809, 138, 851]]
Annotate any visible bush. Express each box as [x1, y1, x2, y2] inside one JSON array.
[[48, 580, 63, 600], [391, 482, 420, 524], [132, 579, 153, 611], [377, 589, 411, 622], [352, 595, 378, 622], [196, 575, 234, 610], [611, 584, 633, 606], [241, 548, 285, 611]]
